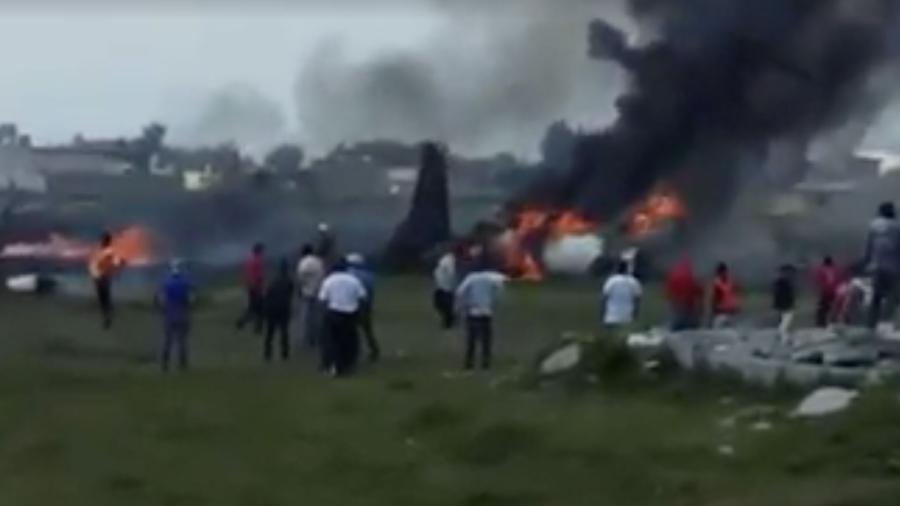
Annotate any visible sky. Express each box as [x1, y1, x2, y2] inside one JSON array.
[[0, 3, 443, 146]]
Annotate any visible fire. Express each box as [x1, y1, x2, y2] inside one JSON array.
[[626, 189, 686, 238], [1, 226, 158, 267], [503, 208, 598, 280]]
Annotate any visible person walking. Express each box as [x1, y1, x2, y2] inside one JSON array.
[[455, 262, 506, 370], [665, 258, 703, 331], [88, 231, 123, 330], [813, 256, 842, 328], [864, 202, 900, 331], [296, 244, 326, 348], [773, 264, 796, 346], [236, 243, 266, 334], [602, 261, 643, 330], [711, 262, 740, 328], [433, 246, 459, 330], [157, 260, 193, 372], [264, 260, 295, 362], [318, 259, 368, 376], [347, 253, 380, 362]]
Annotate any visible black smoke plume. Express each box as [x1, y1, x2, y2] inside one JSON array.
[[550, 0, 900, 222]]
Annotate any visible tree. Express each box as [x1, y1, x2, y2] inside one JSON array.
[[264, 144, 305, 176], [133, 122, 167, 173]]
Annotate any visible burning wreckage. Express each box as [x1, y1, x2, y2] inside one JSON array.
[[4, 0, 900, 359]]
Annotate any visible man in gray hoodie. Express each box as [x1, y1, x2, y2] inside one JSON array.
[[864, 202, 900, 330]]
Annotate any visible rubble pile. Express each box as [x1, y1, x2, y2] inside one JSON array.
[[664, 327, 900, 388]]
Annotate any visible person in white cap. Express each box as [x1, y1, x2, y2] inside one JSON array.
[[318, 257, 368, 376]]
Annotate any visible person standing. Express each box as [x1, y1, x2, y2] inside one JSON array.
[[296, 244, 326, 348], [711, 262, 740, 328], [347, 253, 380, 362], [88, 231, 123, 330], [157, 260, 193, 372], [813, 256, 842, 328], [264, 260, 295, 362], [664, 258, 703, 331], [773, 264, 796, 346], [236, 243, 266, 334], [602, 261, 643, 329], [433, 246, 459, 330], [455, 263, 506, 370], [318, 259, 368, 376], [864, 202, 900, 331]]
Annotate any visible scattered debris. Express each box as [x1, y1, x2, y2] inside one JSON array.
[[539, 343, 582, 376], [627, 329, 665, 349], [792, 387, 859, 418]]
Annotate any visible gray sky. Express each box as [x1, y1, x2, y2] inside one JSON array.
[[0, 4, 442, 145]]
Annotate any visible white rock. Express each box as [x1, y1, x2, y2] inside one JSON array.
[[540, 343, 582, 375], [627, 330, 665, 349], [792, 387, 859, 418], [6, 273, 38, 293]]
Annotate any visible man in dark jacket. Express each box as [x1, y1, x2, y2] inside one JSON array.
[[264, 260, 294, 362], [864, 202, 900, 330]]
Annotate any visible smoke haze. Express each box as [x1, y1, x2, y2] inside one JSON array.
[[294, 0, 631, 159]]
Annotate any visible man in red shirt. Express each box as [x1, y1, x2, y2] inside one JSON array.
[[813, 256, 842, 327], [711, 262, 740, 328], [665, 258, 704, 331], [236, 243, 266, 334]]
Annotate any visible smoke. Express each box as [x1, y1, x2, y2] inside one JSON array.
[[552, 0, 900, 221], [169, 83, 289, 157], [294, 0, 630, 158]]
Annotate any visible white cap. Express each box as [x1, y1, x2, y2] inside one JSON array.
[[318, 222, 330, 232], [346, 253, 364, 266]]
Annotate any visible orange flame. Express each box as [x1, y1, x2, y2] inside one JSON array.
[[502, 208, 598, 280], [626, 188, 686, 238], [1, 226, 158, 266]]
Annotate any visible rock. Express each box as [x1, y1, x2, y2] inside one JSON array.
[[627, 330, 665, 349], [717, 444, 736, 457], [751, 420, 773, 432], [6, 273, 37, 292], [792, 387, 859, 418], [539, 343, 582, 376]]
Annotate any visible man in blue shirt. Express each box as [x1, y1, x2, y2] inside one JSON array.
[[157, 259, 194, 372], [347, 253, 379, 362]]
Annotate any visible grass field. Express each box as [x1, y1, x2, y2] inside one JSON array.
[[0, 277, 899, 505]]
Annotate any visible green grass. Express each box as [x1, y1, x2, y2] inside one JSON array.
[[0, 277, 898, 505]]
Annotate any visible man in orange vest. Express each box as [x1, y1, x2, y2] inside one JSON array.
[[88, 232, 123, 329]]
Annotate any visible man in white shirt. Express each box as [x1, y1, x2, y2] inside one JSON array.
[[296, 244, 326, 348], [455, 264, 507, 370], [602, 261, 643, 328], [318, 258, 368, 376], [433, 247, 459, 329]]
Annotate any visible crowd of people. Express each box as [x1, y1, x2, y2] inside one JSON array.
[[84, 201, 900, 374]]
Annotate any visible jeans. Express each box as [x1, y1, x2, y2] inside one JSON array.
[[323, 310, 359, 376], [265, 315, 291, 362], [94, 277, 113, 329], [236, 288, 265, 334], [358, 300, 379, 361], [816, 293, 835, 328], [465, 316, 493, 370], [162, 317, 190, 372], [433, 289, 456, 329], [300, 296, 322, 348], [868, 271, 898, 330]]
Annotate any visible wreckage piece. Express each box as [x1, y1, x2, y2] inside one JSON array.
[[383, 142, 452, 269]]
